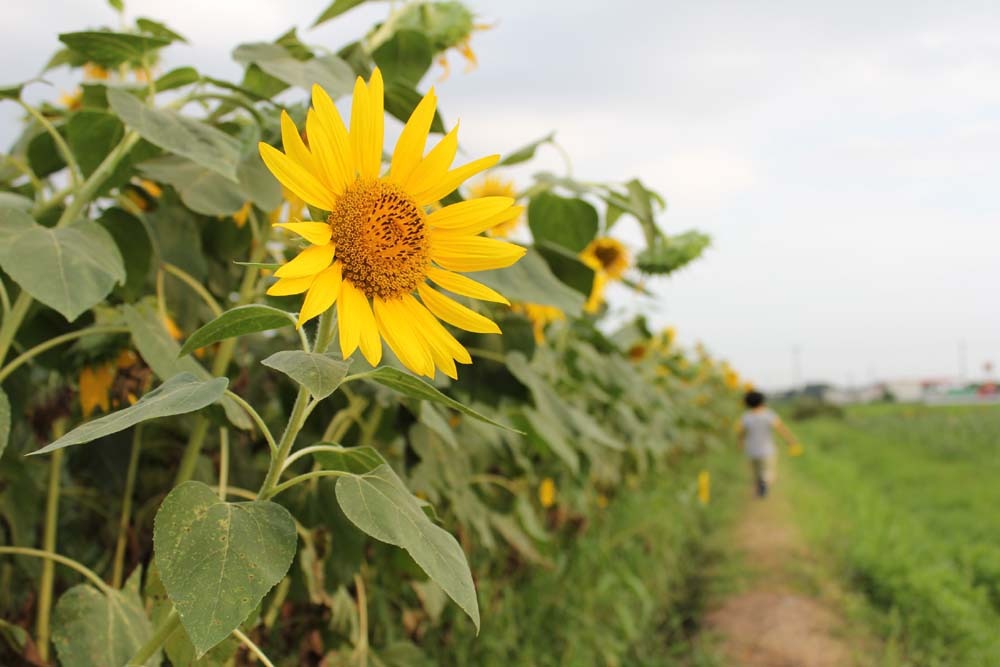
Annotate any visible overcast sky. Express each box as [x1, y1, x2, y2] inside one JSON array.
[[3, 0, 999, 388]]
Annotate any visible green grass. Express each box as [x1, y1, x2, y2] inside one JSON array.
[[785, 403, 1000, 666]]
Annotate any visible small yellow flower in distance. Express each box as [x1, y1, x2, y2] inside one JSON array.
[[660, 326, 676, 349], [596, 493, 609, 509], [580, 237, 628, 313], [162, 314, 183, 341], [511, 302, 565, 344], [232, 201, 252, 228], [697, 470, 710, 505], [259, 69, 525, 379], [468, 176, 521, 237], [628, 343, 648, 361], [538, 477, 556, 508], [79, 364, 114, 418], [59, 89, 82, 111], [137, 179, 163, 199], [83, 63, 109, 80], [789, 442, 804, 457]]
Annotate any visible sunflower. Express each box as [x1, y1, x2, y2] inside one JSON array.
[[468, 176, 521, 237], [511, 302, 564, 344], [259, 70, 525, 379], [580, 237, 629, 314]]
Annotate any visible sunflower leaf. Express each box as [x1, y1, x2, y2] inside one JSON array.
[[233, 43, 354, 99], [499, 132, 555, 167], [262, 351, 352, 400], [527, 192, 598, 253], [351, 367, 519, 432], [0, 389, 10, 461], [180, 305, 296, 357], [312, 0, 372, 27], [59, 31, 171, 68]]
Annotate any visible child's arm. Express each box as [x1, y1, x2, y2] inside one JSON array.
[[772, 416, 799, 446]]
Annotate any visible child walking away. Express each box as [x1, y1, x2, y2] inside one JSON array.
[[737, 390, 800, 498]]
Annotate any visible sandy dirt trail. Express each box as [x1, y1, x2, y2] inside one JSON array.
[[704, 487, 859, 667]]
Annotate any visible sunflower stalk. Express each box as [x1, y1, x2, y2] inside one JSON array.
[[35, 421, 65, 663], [111, 425, 144, 589]]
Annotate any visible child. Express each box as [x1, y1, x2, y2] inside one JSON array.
[[737, 390, 799, 497]]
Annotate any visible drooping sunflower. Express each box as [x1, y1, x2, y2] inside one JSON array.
[[510, 302, 564, 344], [468, 176, 521, 237], [259, 69, 525, 379], [579, 237, 629, 314]]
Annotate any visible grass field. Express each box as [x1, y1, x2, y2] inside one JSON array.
[[785, 403, 1000, 666]]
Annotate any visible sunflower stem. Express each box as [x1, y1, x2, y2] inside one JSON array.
[[35, 420, 65, 663], [162, 262, 224, 317], [0, 291, 32, 368], [0, 325, 128, 385], [126, 609, 180, 666], [19, 101, 83, 189], [0, 547, 111, 595], [111, 425, 144, 589], [257, 387, 312, 500]]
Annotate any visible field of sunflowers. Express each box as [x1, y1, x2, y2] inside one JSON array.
[[0, 2, 745, 664]]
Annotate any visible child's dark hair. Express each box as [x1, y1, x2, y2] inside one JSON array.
[[744, 390, 765, 408]]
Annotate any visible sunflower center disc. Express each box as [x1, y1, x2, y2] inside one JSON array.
[[593, 244, 621, 269], [329, 180, 429, 300]]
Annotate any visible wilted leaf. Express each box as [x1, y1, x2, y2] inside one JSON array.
[[154, 481, 296, 655], [180, 305, 295, 356], [31, 374, 227, 456], [0, 208, 125, 321]]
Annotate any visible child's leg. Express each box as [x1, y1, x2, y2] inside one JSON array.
[[750, 458, 767, 497]]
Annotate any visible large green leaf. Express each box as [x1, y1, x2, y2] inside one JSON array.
[[30, 374, 228, 456], [384, 81, 445, 133], [51, 570, 159, 667], [65, 110, 124, 177], [180, 305, 295, 356], [123, 303, 252, 430], [373, 30, 433, 86], [135, 17, 188, 44], [312, 0, 372, 26], [138, 151, 282, 216], [154, 66, 200, 92], [262, 351, 351, 400], [353, 367, 516, 432], [154, 481, 296, 656], [0, 388, 9, 461], [312, 444, 385, 474], [527, 192, 598, 253], [107, 88, 241, 182], [233, 43, 354, 98], [96, 207, 153, 302], [0, 208, 125, 321], [534, 241, 594, 296], [635, 231, 711, 275], [334, 462, 480, 630], [59, 31, 171, 68], [471, 248, 585, 315]]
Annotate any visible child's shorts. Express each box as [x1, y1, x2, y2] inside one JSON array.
[[749, 456, 776, 484]]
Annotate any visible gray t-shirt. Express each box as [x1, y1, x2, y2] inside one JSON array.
[[741, 409, 778, 459]]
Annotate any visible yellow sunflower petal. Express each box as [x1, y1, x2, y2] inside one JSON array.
[[310, 84, 354, 185], [274, 243, 336, 279], [405, 292, 472, 364], [298, 262, 342, 327], [306, 109, 349, 197], [426, 196, 514, 231], [280, 110, 319, 174], [368, 68, 384, 177], [405, 123, 459, 195], [259, 142, 336, 211], [434, 205, 524, 237], [584, 271, 608, 314], [400, 295, 459, 379], [373, 297, 435, 378], [413, 154, 500, 206], [417, 284, 500, 334], [426, 266, 509, 304], [340, 282, 383, 366], [266, 274, 315, 296], [389, 88, 437, 184], [274, 222, 332, 246], [430, 234, 526, 272]]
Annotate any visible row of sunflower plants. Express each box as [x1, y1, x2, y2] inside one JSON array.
[[0, 1, 740, 664]]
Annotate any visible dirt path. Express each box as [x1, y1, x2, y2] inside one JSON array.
[[704, 486, 857, 667]]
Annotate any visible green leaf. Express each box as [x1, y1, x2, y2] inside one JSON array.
[[499, 132, 554, 167], [635, 231, 711, 275], [154, 481, 296, 656], [233, 260, 280, 270], [0, 618, 28, 654], [0, 82, 25, 100], [262, 351, 351, 400], [0, 389, 9, 461], [0, 192, 33, 210], [96, 207, 152, 302], [373, 30, 433, 86], [136, 18, 188, 44], [384, 81, 445, 134], [534, 241, 594, 296], [471, 249, 584, 315], [233, 43, 354, 98], [31, 374, 227, 456], [65, 110, 124, 177], [521, 406, 579, 473], [59, 31, 171, 68], [52, 573, 159, 667], [313, 0, 372, 26], [180, 305, 295, 357], [155, 66, 200, 92], [334, 463, 480, 630], [122, 303, 252, 431], [108, 88, 241, 182], [527, 192, 598, 253], [354, 367, 517, 432], [0, 208, 125, 321], [313, 444, 385, 474], [107, 0, 124, 11]]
